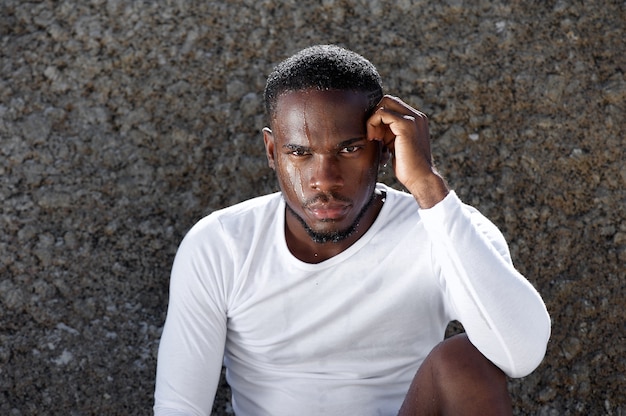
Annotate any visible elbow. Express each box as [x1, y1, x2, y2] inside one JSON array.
[[506, 312, 552, 378]]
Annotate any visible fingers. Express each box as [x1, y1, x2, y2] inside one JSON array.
[[378, 95, 425, 119], [366, 95, 430, 153], [366, 109, 398, 150]]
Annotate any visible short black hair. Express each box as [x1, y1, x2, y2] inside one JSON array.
[[264, 45, 383, 120]]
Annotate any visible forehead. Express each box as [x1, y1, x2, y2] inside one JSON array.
[[271, 89, 371, 135]]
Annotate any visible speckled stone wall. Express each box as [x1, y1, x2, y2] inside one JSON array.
[[1, 1, 624, 414]]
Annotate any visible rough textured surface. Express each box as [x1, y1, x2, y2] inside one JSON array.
[[1, 1, 624, 414]]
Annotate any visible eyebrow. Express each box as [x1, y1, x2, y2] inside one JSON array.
[[282, 143, 309, 151], [282, 137, 366, 152], [336, 137, 366, 148]]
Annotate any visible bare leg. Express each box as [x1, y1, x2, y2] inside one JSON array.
[[398, 333, 512, 416]]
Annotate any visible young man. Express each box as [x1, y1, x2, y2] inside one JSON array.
[[154, 45, 551, 415]]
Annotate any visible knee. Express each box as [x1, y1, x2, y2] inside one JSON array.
[[427, 334, 469, 376], [429, 333, 503, 381], [426, 333, 512, 414], [399, 334, 512, 416]]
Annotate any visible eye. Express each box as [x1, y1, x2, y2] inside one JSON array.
[[288, 146, 310, 157], [340, 145, 362, 154]]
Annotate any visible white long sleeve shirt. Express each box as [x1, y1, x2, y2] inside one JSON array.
[[154, 184, 550, 416]]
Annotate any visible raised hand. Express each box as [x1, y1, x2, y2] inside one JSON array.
[[367, 95, 449, 208]]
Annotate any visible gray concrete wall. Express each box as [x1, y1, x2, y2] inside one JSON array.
[[1, 1, 624, 414]]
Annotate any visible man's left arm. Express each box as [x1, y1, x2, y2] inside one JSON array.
[[420, 192, 551, 377], [367, 95, 550, 377]]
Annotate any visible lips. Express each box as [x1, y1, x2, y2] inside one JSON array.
[[307, 203, 351, 221]]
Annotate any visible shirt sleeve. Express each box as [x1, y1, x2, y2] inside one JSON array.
[[154, 218, 230, 416], [419, 191, 551, 378]]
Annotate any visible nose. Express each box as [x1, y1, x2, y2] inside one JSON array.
[[309, 154, 343, 192]]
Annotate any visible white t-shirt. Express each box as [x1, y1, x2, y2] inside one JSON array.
[[154, 184, 550, 416]]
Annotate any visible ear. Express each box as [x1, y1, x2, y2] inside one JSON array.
[[263, 127, 276, 170]]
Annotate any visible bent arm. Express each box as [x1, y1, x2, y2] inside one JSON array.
[[420, 192, 551, 378], [154, 225, 229, 415]]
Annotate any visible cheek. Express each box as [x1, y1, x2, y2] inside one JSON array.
[[354, 156, 380, 184], [351, 159, 380, 200], [279, 160, 307, 201], [359, 165, 379, 191]]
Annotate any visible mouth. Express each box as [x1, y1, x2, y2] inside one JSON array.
[[307, 203, 351, 221], [304, 195, 353, 221]]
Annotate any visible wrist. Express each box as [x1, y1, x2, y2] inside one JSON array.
[[405, 171, 449, 209]]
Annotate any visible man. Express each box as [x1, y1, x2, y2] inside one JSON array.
[[154, 45, 550, 415]]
